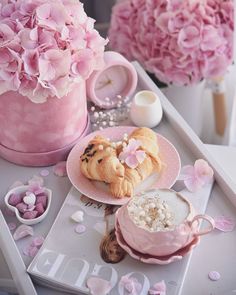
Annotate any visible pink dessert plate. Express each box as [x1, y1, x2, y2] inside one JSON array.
[[115, 219, 200, 265], [67, 126, 181, 205]]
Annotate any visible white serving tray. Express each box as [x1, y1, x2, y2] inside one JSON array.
[[0, 62, 236, 295]]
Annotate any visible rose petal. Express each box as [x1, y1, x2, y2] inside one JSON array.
[[135, 150, 146, 164], [125, 154, 139, 169], [87, 277, 112, 295], [13, 224, 34, 241], [214, 216, 236, 232], [53, 161, 67, 177], [179, 165, 195, 181], [184, 176, 204, 193], [31, 236, 45, 247], [120, 276, 142, 295], [194, 159, 214, 184]]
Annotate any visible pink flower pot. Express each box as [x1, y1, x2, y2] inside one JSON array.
[[0, 82, 89, 166]]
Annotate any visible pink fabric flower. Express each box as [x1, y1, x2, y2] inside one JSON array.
[[119, 139, 146, 169], [119, 275, 142, 295], [214, 216, 236, 232], [109, 0, 234, 86], [180, 159, 214, 192], [0, 0, 107, 102], [149, 280, 166, 295]]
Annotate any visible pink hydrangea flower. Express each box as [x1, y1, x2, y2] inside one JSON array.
[[0, 0, 108, 102], [109, 0, 233, 86], [119, 139, 146, 169], [180, 159, 214, 192]]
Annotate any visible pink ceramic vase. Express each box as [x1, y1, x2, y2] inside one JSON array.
[[0, 82, 88, 166]]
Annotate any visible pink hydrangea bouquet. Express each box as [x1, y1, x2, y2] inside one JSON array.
[[109, 0, 234, 86], [0, 0, 108, 103]]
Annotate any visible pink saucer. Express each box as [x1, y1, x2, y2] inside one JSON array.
[[67, 126, 181, 205], [115, 219, 200, 265]]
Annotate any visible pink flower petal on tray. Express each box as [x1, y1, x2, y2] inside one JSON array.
[[180, 159, 214, 192], [31, 236, 45, 247], [28, 246, 39, 257], [53, 161, 67, 177], [119, 275, 142, 295], [149, 280, 166, 295], [13, 225, 34, 241], [214, 216, 236, 232], [87, 277, 112, 295]]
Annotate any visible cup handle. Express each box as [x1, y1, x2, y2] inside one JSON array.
[[190, 214, 215, 236]]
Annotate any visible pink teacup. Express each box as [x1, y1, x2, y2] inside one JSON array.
[[116, 189, 215, 257]]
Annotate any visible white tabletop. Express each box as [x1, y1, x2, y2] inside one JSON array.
[[1, 144, 236, 295]]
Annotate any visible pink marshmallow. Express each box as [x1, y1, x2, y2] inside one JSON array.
[[23, 210, 38, 219], [8, 193, 22, 206], [36, 195, 47, 208], [35, 203, 45, 216], [16, 202, 28, 213]]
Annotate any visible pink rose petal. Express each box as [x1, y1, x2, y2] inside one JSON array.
[[8, 222, 17, 231], [53, 161, 67, 177], [214, 216, 236, 232], [13, 225, 34, 241], [31, 236, 45, 247], [87, 277, 112, 295], [22, 210, 38, 219]]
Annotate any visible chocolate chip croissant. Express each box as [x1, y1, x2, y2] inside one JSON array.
[[80, 135, 125, 184], [111, 128, 162, 198]]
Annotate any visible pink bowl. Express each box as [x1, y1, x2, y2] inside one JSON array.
[[116, 189, 215, 256]]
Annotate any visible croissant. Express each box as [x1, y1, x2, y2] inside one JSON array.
[[80, 135, 125, 184], [111, 127, 162, 198]]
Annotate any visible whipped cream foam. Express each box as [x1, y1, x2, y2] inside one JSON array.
[[127, 190, 190, 232]]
